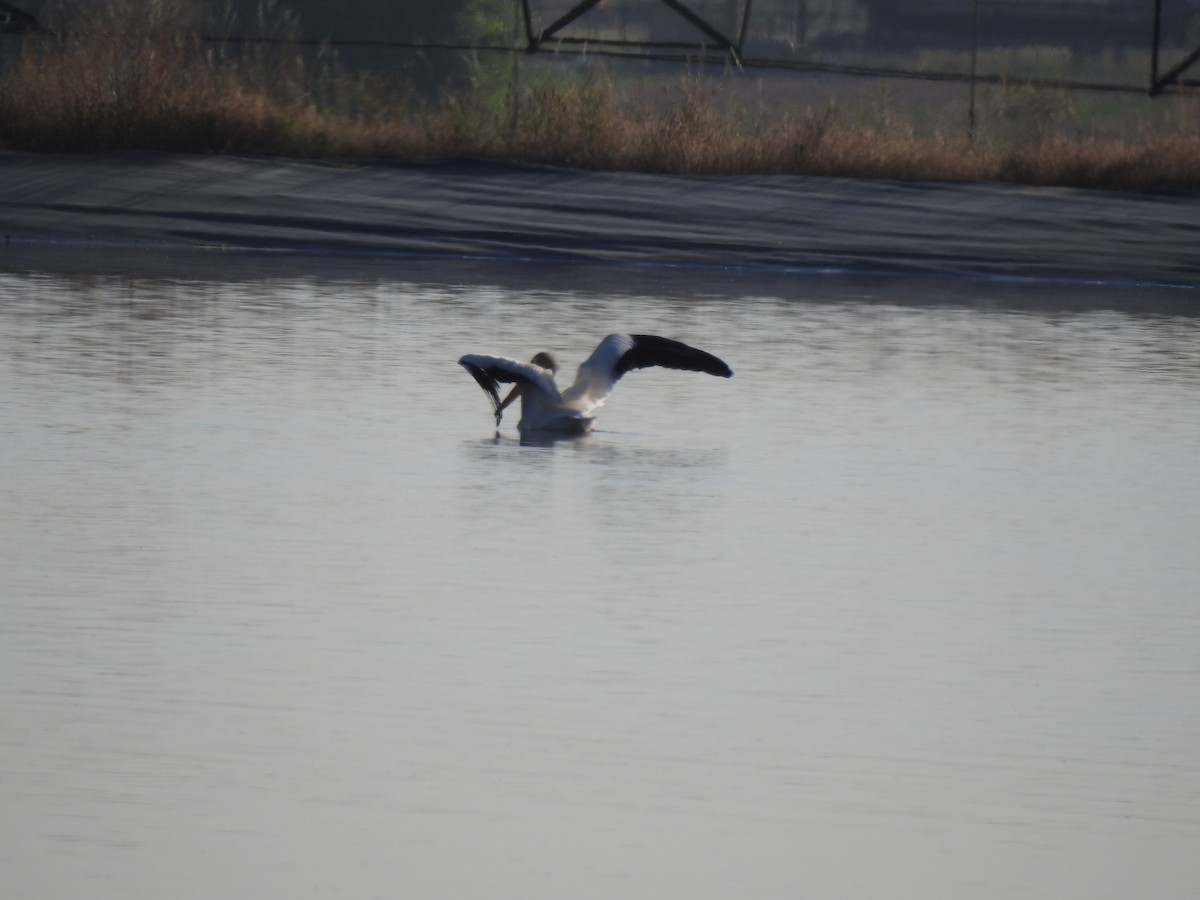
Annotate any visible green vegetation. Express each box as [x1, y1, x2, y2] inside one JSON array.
[[1, 0, 1199, 190]]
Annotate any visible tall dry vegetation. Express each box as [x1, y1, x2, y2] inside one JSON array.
[[1, 0, 1199, 189], [0, 0, 337, 153]]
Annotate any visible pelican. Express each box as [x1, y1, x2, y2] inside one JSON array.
[[459, 333, 733, 435]]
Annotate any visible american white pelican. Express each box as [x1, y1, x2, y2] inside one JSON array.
[[459, 333, 733, 435]]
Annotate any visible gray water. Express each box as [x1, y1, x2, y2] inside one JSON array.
[[2, 261, 1199, 900]]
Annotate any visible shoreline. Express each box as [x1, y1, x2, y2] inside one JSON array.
[[3, 151, 1200, 289]]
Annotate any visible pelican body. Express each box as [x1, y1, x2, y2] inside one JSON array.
[[459, 333, 733, 436]]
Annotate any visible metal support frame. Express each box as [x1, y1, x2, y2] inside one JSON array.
[[3, 0, 1195, 98], [522, 0, 750, 64], [1150, 0, 1200, 94]]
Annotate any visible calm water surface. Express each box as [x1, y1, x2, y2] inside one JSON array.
[[2, 261, 1199, 899]]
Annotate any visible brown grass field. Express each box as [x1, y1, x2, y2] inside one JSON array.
[[2, 0, 1199, 190]]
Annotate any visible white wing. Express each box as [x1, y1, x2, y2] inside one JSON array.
[[458, 354, 560, 418], [559, 333, 634, 414], [560, 333, 734, 415]]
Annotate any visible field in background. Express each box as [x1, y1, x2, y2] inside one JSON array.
[[1, 0, 1199, 189]]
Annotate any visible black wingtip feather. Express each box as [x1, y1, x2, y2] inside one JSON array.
[[622, 334, 733, 379], [459, 360, 503, 415]]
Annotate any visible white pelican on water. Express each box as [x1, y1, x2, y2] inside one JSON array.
[[459, 333, 733, 435]]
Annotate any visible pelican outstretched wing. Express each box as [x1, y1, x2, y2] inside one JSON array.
[[458, 354, 559, 419], [561, 334, 733, 413]]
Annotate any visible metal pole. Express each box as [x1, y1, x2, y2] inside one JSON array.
[[1149, 0, 1163, 94], [509, 0, 521, 136], [737, 0, 754, 54], [968, 0, 980, 140]]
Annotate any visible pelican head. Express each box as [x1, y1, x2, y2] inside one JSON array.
[[531, 351, 559, 374], [493, 351, 558, 424]]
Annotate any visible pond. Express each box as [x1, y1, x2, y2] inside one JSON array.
[[2, 257, 1198, 899]]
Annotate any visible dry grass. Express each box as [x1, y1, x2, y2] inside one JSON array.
[[0, 0, 338, 154], [2, 0, 1199, 190]]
